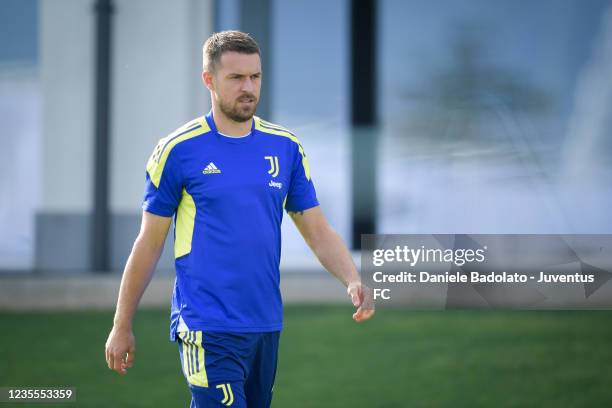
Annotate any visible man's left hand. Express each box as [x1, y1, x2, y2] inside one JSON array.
[[347, 281, 375, 322]]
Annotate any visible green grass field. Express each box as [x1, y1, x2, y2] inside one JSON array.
[[1, 306, 611, 407]]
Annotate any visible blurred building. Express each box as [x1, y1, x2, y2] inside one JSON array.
[[0, 0, 611, 272]]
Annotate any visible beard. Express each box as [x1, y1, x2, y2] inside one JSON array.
[[218, 93, 259, 123]]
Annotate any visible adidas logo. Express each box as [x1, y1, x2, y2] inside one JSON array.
[[203, 162, 221, 174]]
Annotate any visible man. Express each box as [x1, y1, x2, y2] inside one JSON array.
[[105, 30, 374, 407]]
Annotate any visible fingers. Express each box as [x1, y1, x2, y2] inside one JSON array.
[[353, 307, 375, 322], [106, 349, 116, 372], [105, 347, 112, 369], [105, 331, 135, 375], [347, 282, 362, 307], [350, 284, 375, 323], [125, 349, 135, 369], [111, 350, 126, 374], [350, 291, 360, 307]]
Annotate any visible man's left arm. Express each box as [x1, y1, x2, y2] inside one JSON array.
[[289, 206, 375, 322]]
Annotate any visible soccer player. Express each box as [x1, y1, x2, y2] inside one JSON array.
[[105, 30, 374, 407]]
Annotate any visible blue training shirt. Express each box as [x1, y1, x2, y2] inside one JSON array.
[[142, 112, 319, 340]]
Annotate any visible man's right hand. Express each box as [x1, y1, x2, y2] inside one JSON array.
[[105, 326, 136, 375], [104, 211, 171, 376]]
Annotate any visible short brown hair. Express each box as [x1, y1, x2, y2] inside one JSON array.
[[203, 30, 260, 72]]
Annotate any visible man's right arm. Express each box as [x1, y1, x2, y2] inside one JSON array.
[[104, 210, 172, 375]]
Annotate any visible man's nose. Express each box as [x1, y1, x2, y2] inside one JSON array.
[[241, 77, 254, 92]]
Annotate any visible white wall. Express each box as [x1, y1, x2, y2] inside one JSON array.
[[272, 0, 352, 254], [111, 0, 213, 213], [36, 0, 214, 271], [0, 66, 40, 269], [40, 0, 95, 212], [40, 0, 214, 214]]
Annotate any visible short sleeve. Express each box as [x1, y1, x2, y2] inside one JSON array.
[[285, 141, 319, 212], [141, 143, 183, 217]]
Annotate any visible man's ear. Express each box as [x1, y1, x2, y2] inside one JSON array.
[[202, 71, 214, 91]]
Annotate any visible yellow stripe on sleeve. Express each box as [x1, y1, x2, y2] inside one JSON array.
[[146, 117, 210, 187]]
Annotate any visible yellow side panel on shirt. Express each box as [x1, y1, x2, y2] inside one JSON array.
[[146, 117, 211, 188], [175, 188, 196, 258], [179, 331, 208, 387], [254, 117, 311, 181]]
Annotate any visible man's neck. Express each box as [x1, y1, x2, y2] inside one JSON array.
[[211, 105, 253, 137]]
